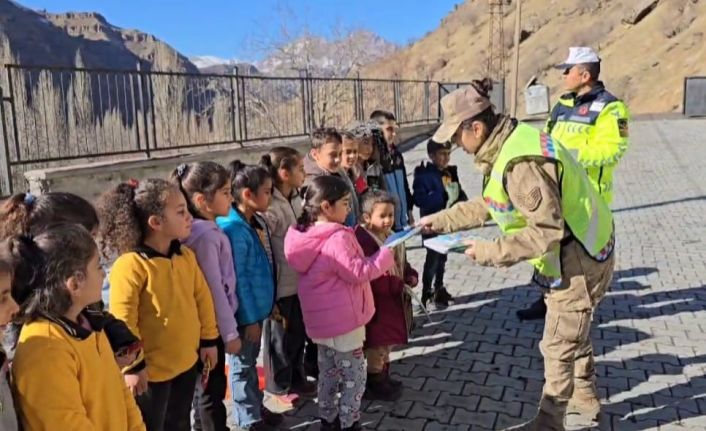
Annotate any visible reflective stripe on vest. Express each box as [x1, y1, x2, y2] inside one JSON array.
[[482, 123, 615, 288]]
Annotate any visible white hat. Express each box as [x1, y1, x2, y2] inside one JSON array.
[[555, 47, 601, 69]]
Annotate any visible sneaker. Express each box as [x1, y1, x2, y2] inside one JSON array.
[[434, 287, 453, 307], [260, 407, 284, 427], [291, 380, 318, 398], [320, 416, 341, 431]]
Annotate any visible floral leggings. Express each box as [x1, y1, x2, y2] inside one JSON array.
[[317, 345, 366, 428]]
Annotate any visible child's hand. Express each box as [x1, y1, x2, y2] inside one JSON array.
[[244, 323, 262, 343], [124, 369, 149, 396], [200, 346, 218, 369], [225, 338, 242, 355]]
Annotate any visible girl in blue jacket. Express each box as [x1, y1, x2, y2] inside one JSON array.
[[216, 160, 280, 431]]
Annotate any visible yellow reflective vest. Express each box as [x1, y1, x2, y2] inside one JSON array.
[[482, 122, 615, 288], [545, 83, 630, 205]]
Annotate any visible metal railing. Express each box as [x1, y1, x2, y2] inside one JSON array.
[[0, 64, 443, 195]]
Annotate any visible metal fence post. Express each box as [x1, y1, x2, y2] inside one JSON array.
[[424, 81, 430, 122], [147, 72, 158, 150], [229, 71, 239, 145], [393, 81, 400, 121], [0, 86, 13, 195], [239, 76, 248, 141], [136, 64, 150, 157]]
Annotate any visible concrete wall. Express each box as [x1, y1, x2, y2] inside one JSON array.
[[24, 123, 437, 202]]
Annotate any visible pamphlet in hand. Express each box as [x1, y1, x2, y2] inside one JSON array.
[[423, 229, 484, 254], [383, 226, 423, 249]]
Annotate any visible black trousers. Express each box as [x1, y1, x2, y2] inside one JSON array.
[[422, 247, 448, 292], [192, 338, 228, 431], [263, 295, 308, 395], [136, 363, 198, 431]]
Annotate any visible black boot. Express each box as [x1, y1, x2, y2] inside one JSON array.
[[383, 363, 402, 388], [320, 416, 341, 431], [363, 372, 402, 402], [421, 289, 433, 307], [516, 297, 547, 321], [434, 287, 453, 308]]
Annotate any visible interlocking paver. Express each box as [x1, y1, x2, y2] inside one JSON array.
[[228, 119, 706, 430]]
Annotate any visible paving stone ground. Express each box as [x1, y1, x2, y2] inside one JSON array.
[[230, 117, 706, 431]]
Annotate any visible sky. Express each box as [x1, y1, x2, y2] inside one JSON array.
[[19, 0, 460, 61]]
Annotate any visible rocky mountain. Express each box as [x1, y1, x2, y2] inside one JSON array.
[[193, 30, 398, 78], [0, 0, 198, 72], [363, 0, 706, 114]]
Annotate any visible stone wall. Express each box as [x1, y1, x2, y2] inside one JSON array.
[[24, 124, 437, 201]]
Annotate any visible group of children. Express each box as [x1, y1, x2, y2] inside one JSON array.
[[0, 110, 467, 431]]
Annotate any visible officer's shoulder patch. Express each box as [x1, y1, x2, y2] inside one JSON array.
[[516, 186, 543, 212], [618, 119, 629, 137], [589, 101, 606, 112]]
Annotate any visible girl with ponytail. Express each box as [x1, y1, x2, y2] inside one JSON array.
[[97, 179, 219, 431], [284, 175, 395, 431], [216, 160, 282, 430], [169, 161, 238, 431], [0, 192, 140, 368], [259, 148, 317, 406], [9, 224, 144, 430]]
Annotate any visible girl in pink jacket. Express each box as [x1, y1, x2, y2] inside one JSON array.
[[284, 176, 394, 431]]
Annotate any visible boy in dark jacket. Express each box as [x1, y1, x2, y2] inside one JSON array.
[[413, 139, 467, 308], [355, 191, 418, 402]]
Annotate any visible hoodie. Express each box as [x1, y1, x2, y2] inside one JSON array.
[[284, 222, 394, 339], [183, 219, 239, 342], [303, 152, 360, 227]]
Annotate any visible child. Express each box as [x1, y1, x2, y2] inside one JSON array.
[[260, 148, 317, 407], [347, 120, 386, 194], [354, 191, 418, 402], [10, 224, 145, 430], [412, 139, 467, 308], [0, 192, 141, 366], [370, 110, 414, 231], [170, 162, 240, 431], [284, 175, 395, 431], [98, 179, 219, 431], [303, 127, 360, 227], [216, 161, 281, 431], [0, 242, 19, 431], [341, 130, 364, 194]]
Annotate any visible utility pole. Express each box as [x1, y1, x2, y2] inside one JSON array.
[[510, 0, 522, 117], [487, 0, 505, 82]]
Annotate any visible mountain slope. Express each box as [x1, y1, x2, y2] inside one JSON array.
[[364, 0, 706, 114], [0, 0, 198, 72]]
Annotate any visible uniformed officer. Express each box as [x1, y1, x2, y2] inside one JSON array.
[[419, 79, 615, 430], [517, 47, 629, 323]]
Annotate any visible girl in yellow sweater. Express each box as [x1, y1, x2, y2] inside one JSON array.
[[98, 178, 219, 431], [10, 223, 145, 431]]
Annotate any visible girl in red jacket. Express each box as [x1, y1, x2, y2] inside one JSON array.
[[354, 191, 418, 402]]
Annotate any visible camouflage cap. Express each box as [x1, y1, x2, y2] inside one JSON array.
[[432, 85, 492, 143]]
